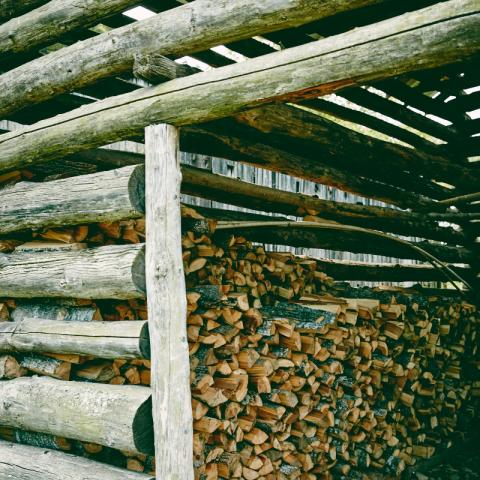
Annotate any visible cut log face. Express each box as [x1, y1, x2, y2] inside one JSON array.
[[0, 320, 150, 359], [0, 243, 146, 299], [0, 165, 145, 235], [0, 440, 155, 479], [0, 377, 154, 454]]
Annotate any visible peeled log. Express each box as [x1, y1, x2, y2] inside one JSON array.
[[0, 0, 477, 173], [0, 441, 154, 479], [0, 377, 154, 454], [0, 164, 144, 234], [0, 320, 150, 359], [0, 243, 145, 299]]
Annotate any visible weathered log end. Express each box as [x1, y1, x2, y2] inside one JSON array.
[[132, 245, 147, 295], [128, 164, 146, 214], [133, 396, 155, 455], [139, 322, 151, 360]]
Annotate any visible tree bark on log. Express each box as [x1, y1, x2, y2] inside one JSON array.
[[0, 441, 155, 479], [312, 258, 473, 282], [0, 0, 47, 22], [0, 165, 144, 234], [0, 0, 140, 56], [0, 243, 145, 299], [0, 377, 154, 454], [214, 221, 472, 264], [145, 124, 194, 479], [0, 320, 150, 359], [0, 0, 477, 174], [0, 0, 378, 117], [11, 301, 102, 322]]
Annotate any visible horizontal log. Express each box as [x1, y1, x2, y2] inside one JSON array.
[[0, 0, 47, 22], [0, 320, 150, 359], [312, 258, 473, 282], [11, 301, 102, 322], [0, 243, 145, 299], [0, 0, 477, 174], [0, 164, 144, 235], [0, 441, 154, 479], [214, 221, 472, 264], [0, 377, 153, 453], [0, 0, 139, 56], [0, 0, 377, 117]]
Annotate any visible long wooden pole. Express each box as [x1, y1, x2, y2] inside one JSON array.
[[145, 124, 193, 479], [0, 0, 477, 174]]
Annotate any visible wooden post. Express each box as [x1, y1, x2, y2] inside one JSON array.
[[145, 123, 193, 479]]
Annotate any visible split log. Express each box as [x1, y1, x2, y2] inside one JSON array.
[[0, 243, 145, 299], [214, 221, 472, 264], [0, 320, 150, 359], [145, 123, 194, 479], [0, 165, 144, 234], [0, 0, 47, 22], [0, 0, 378, 117], [0, 441, 154, 479], [0, 354, 26, 379], [19, 353, 71, 380], [0, 377, 154, 454], [0, 0, 477, 174], [312, 258, 474, 283], [0, 0, 140, 56], [11, 301, 102, 322]]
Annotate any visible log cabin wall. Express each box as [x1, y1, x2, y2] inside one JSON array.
[[0, 0, 478, 479]]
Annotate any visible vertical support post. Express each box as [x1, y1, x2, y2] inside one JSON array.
[[145, 123, 193, 479]]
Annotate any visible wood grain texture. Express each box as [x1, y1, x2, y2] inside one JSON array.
[[145, 124, 193, 479], [0, 440, 154, 479], [0, 0, 378, 117], [0, 0, 139, 55], [0, 243, 145, 299], [0, 320, 150, 359], [0, 0, 477, 173], [0, 377, 154, 453], [0, 165, 144, 234]]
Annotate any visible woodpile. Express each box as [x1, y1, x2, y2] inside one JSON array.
[[0, 213, 478, 479]]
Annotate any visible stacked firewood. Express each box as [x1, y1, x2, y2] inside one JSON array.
[[0, 214, 478, 479]]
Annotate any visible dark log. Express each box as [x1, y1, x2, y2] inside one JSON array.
[[0, 441, 154, 479], [0, 377, 154, 454], [0, 320, 150, 359], [0, 0, 377, 117], [0, 0, 477, 176], [11, 301, 102, 322], [0, 243, 145, 299]]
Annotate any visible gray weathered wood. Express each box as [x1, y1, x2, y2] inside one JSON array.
[[0, 377, 154, 454], [11, 301, 102, 322], [0, 243, 145, 299], [0, 0, 379, 117], [0, 320, 150, 359], [0, 164, 144, 234], [0, 441, 154, 479], [0, 0, 477, 173], [145, 124, 193, 479], [0, 0, 139, 55], [0, 0, 47, 22]]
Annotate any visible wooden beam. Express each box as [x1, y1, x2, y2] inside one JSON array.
[[311, 258, 473, 282], [0, 164, 144, 235], [0, 441, 154, 480], [0, 243, 145, 299], [0, 0, 139, 56], [0, 0, 47, 22], [214, 221, 472, 264], [0, 320, 150, 359], [0, 0, 477, 174], [0, 0, 378, 117], [145, 124, 193, 479], [0, 377, 154, 454]]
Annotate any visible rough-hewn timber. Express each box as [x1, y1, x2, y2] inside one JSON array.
[[0, 0, 139, 56], [0, 320, 150, 359], [145, 124, 194, 479], [0, 0, 380, 117], [0, 377, 154, 454], [0, 244, 145, 299], [0, 441, 155, 480], [0, 0, 477, 173], [0, 165, 144, 234]]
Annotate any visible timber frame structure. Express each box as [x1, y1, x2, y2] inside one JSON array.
[[0, 0, 478, 478]]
